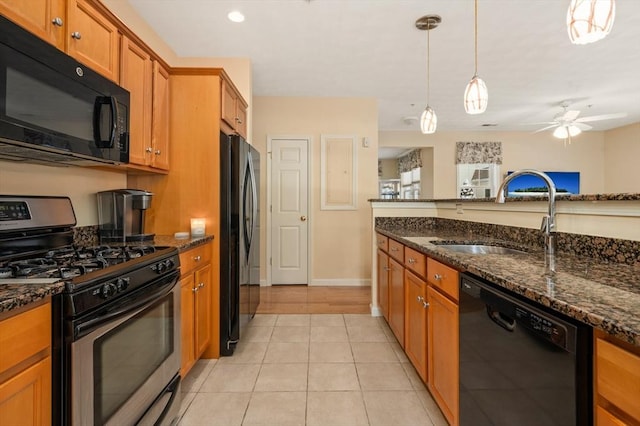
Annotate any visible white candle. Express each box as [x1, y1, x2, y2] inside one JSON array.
[[190, 218, 206, 237]]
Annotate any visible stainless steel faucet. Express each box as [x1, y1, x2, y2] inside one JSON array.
[[495, 169, 557, 272]]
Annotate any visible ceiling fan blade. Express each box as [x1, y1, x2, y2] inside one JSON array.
[[575, 112, 628, 123], [563, 110, 581, 121], [533, 124, 559, 133], [573, 122, 592, 131]]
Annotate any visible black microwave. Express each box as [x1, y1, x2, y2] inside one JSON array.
[[0, 15, 129, 166]]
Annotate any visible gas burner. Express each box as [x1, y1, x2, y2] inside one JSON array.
[[0, 267, 12, 278], [127, 246, 157, 259]]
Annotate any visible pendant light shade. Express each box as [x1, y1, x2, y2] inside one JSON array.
[[464, 75, 488, 114], [416, 15, 441, 135], [420, 106, 437, 134], [567, 0, 615, 45], [464, 0, 488, 115]]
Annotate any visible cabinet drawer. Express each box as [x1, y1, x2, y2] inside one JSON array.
[[376, 234, 388, 252], [0, 302, 51, 375], [404, 247, 426, 278], [596, 337, 640, 422], [179, 243, 212, 276], [388, 239, 404, 262], [427, 258, 459, 302]]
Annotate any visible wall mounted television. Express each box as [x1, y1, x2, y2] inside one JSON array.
[[505, 171, 580, 196]]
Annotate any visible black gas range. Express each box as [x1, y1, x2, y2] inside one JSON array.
[[0, 195, 182, 425]]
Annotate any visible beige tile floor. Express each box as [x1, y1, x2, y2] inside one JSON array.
[[177, 313, 448, 426]]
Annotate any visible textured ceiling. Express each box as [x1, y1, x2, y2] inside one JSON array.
[[128, 0, 640, 133]]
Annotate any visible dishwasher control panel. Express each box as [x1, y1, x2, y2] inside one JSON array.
[[515, 307, 568, 348]]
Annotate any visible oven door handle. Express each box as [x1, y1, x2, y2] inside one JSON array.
[[74, 272, 178, 339]]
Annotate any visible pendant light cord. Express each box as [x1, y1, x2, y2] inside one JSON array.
[[474, 0, 478, 76], [426, 28, 430, 104]]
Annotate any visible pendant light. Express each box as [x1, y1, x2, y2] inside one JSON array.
[[567, 0, 615, 45], [464, 0, 488, 115], [416, 15, 441, 134]]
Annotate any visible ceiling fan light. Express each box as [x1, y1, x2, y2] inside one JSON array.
[[420, 106, 437, 134], [568, 125, 582, 137], [567, 0, 615, 45], [464, 75, 488, 114], [553, 126, 569, 139]]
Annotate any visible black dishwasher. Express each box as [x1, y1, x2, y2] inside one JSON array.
[[459, 273, 592, 426]]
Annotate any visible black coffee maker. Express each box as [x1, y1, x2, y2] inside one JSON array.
[[97, 189, 155, 243]]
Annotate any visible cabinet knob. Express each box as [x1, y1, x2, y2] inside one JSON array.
[[423, 301, 430, 309], [300, 216, 307, 222], [390, 247, 398, 252], [408, 258, 416, 264], [52, 17, 63, 26], [192, 287, 198, 292], [194, 255, 201, 262], [417, 296, 423, 302], [145, 147, 153, 153], [71, 31, 82, 40], [433, 273, 442, 281], [235, 117, 243, 124], [383, 266, 391, 271], [155, 150, 161, 155], [199, 282, 205, 288]]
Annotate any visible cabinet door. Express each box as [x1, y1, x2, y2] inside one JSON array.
[[221, 79, 237, 130], [120, 36, 152, 167], [180, 274, 196, 377], [235, 101, 247, 139], [427, 286, 459, 426], [194, 263, 212, 359], [151, 61, 170, 170], [0, 0, 65, 49], [66, 0, 119, 81], [388, 257, 405, 347], [0, 356, 51, 425], [377, 249, 389, 320], [405, 270, 428, 382]]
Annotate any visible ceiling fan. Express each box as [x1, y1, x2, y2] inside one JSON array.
[[533, 103, 627, 144]]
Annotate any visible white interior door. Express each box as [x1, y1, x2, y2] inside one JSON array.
[[270, 139, 309, 284]]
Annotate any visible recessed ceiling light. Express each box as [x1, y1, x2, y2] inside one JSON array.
[[228, 11, 245, 23]]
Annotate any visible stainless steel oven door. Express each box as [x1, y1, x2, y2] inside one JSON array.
[[71, 273, 180, 426]]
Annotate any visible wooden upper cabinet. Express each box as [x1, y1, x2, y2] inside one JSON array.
[[151, 61, 170, 170], [120, 35, 152, 167], [66, 0, 120, 82], [221, 77, 248, 138], [0, 0, 66, 49]]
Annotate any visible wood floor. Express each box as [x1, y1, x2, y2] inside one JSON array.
[[256, 285, 371, 314]]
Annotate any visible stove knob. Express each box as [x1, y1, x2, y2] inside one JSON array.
[[164, 259, 174, 270], [156, 262, 166, 273], [117, 277, 130, 291], [101, 282, 118, 299]]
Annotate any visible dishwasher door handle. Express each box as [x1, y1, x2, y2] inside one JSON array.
[[486, 305, 516, 332]]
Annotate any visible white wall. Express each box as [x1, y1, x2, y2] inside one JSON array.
[[604, 123, 640, 193], [0, 162, 126, 226], [252, 97, 378, 285]]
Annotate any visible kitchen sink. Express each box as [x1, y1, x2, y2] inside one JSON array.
[[433, 244, 528, 255]]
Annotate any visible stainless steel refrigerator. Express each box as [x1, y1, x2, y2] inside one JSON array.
[[220, 132, 260, 356]]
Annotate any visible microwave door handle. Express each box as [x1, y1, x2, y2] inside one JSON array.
[[93, 96, 118, 148]]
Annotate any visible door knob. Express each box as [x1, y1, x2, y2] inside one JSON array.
[[300, 216, 307, 221]]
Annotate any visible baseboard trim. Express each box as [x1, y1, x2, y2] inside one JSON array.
[[309, 278, 371, 287]]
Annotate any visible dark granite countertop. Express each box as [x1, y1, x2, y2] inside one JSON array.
[[0, 234, 214, 316], [376, 227, 640, 346], [370, 192, 640, 203]]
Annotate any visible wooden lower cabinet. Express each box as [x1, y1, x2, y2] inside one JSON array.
[[0, 356, 51, 425], [0, 301, 51, 425], [404, 270, 428, 382], [388, 256, 405, 347], [377, 249, 389, 320], [594, 332, 640, 425], [180, 243, 213, 377], [427, 285, 459, 426]]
